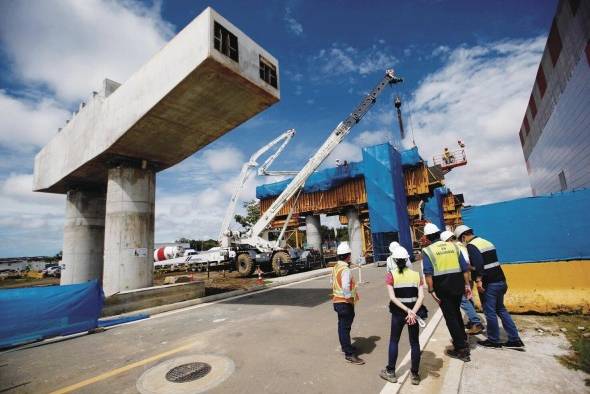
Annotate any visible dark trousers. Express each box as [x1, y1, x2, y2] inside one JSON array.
[[333, 302, 355, 356], [481, 281, 520, 343], [439, 292, 468, 350], [388, 312, 420, 374]]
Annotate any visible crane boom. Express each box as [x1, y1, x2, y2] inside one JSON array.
[[246, 69, 403, 245], [218, 129, 296, 247]]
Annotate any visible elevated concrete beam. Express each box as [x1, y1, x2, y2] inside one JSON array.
[[33, 7, 280, 194]]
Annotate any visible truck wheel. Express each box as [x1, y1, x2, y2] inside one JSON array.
[[272, 251, 291, 276], [236, 253, 253, 276]]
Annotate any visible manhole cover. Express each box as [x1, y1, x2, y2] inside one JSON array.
[[166, 362, 212, 383]]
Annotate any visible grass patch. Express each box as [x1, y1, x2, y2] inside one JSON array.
[[554, 315, 590, 386]]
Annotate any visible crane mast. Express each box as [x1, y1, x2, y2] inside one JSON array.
[[243, 69, 403, 250]]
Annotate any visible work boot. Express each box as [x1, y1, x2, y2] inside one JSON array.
[[379, 368, 397, 383], [503, 339, 525, 350], [411, 372, 421, 385], [345, 355, 365, 365], [478, 339, 502, 349], [445, 348, 471, 362], [467, 323, 484, 335]]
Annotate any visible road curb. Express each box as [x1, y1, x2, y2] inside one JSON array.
[[380, 308, 444, 394]]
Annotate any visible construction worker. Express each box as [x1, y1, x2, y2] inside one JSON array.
[[443, 148, 451, 164], [454, 225, 525, 350], [331, 241, 364, 364], [422, 223, 472, 362], [441, 230, 484, 335], [380, 245, 423, 386], [386, 241, 411, 271]]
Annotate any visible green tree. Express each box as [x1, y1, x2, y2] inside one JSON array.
[[234, 200, 261, 229]]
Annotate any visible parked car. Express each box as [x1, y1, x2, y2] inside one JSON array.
[[45, 266, 61, 277]]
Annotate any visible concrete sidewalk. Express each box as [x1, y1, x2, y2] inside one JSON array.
[[400, 315, 589, 394]]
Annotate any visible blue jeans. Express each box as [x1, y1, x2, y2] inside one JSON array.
[[334, 303, 355, 356], [461, 295, 481, 325], [388, 311, 420, 374], [482, 281, 520, 343]]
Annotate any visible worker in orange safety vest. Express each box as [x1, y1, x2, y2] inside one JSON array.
[[331, 241, 364, 365]]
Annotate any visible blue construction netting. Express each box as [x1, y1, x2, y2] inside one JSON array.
[[400, 146, 424, 167], [424, 186, 447, 230], [256, 161, 364, 200], [0, 280, 103, 349], [362, 144, 412, 261], [462, 188, 590, 263]]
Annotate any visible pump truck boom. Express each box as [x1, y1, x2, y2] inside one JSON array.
[[189, 69, 403, 276]]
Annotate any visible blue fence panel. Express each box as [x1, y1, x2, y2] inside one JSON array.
[[462, 188, 590, 263], [362, 144, 412, 260], [0, 280, 103, 348]]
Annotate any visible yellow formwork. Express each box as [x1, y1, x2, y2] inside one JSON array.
[[471, 260, 590, 314]]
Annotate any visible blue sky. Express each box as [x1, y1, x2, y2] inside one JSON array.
[[0, 0, 556, 257]]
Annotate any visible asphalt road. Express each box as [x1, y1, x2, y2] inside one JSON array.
[[0, 263, 438, 394]]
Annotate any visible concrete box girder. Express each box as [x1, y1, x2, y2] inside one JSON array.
[[33, 7, 279, 194]]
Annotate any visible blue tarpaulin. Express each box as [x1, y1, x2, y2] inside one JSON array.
[[363, 144, 412, 261], [256, 162, 364, 200], [462, 188, 590, 263], [400, 146, 424, 167], [424, 187, 447, 230], [0, 280, 103, 348]]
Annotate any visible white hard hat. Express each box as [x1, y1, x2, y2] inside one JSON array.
[[337, 241, 352, 255], [454, 224, 472, 239], [424, 223, 440, 236], [388, 241, 400, 253], [391, 246, 410, 259], [440, 230, 454, 242]]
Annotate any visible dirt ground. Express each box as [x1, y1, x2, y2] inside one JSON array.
[[153, 269, 261, 296], [0, 276, 59, 289]]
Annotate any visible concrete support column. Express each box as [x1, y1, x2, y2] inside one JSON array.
[[305, 214, 322, 255], [346, 208, 362, 265], [61, 190, 106, 285], [103, 164, 155, 296]]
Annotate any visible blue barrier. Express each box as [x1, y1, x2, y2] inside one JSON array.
[[424, 186, 447, 230], [0, 280, 103, 348], [462, 188, 590, 263]]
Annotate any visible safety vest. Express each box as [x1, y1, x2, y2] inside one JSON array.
[[455, 241, 470, 264], [422, 241, 462, 276], [468, 237, 505, 284], [332, 261, 358, 304], [392, 268, 420, 307], [422, 240, 464, 293]]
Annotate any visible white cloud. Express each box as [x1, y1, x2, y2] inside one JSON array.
[[326, 129, 394, 165], [284, 7, 303, 36], [202, 146, 245, 173], [0, 91, 70, 151], [0, 0, 174, 103], [407, 37, 545, 205], [310, 43, 397, 80]]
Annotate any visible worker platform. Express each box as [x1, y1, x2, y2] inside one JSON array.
[[33, 7, 279, 193]]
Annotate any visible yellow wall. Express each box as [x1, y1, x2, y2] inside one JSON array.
[[472, 260, 590, 314]]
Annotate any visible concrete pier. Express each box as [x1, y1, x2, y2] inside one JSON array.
[[305, 215, 322, 255], [346, 208, 362, 264], [61, 190, 106, 285], [103, 164, 155, 296]]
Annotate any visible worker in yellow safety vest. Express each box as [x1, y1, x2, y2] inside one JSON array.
[[380, 244, 424, 386], [454, 225, 524, 350], [331, 241, 364, 365], [422, 223, 472, 362], [441, 230, 484, 335]]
